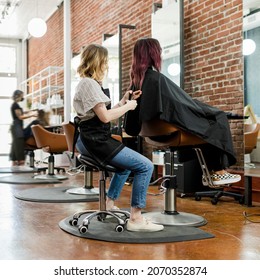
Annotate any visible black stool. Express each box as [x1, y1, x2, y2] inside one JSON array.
[[69, 154, 130, 233]]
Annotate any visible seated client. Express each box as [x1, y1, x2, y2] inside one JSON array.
[[125, 37, 241, 187]]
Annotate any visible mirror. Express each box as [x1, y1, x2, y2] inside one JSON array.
[[243, 0, 260, 164], [243, 0, 260, 120], [151, 0, 183, 88]]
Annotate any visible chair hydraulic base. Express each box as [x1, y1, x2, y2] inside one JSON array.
[[143, 149, 207, 227], [143, 211, 206, 227], [33, 154, 68, 180], [66, 168, 99, 195]]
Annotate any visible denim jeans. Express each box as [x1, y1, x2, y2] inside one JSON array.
[[76, 137, 154, 209]]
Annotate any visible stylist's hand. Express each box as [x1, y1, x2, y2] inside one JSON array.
[[122, 90, 142, 103], [125, 99, 137, 110]]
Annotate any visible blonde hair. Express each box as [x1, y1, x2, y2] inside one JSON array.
[[77, 44, 108, 82]]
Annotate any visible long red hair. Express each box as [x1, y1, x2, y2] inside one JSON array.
[[130, 38, 162, 89]]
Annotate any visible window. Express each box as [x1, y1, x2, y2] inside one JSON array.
[[0, 45, 16, 74]]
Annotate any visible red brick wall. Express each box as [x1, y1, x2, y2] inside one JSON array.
[[27, 0, 244, 168], [183, 0, 244, 168]]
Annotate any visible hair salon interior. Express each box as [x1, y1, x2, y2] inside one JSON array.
[[0, 0, 260, 261]]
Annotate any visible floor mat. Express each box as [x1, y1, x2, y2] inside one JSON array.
[[14, 186, 99, 203], [0, 166, 42, 173], [59, 214, 214, 243], [0, 173, 61, 184]]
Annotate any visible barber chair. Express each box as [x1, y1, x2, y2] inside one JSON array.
[[140, 119, 208, 226], [69, 153, 130, 233], [24, 136, 48, 173], [31, 124, 68, 180], [62, 122, 98, 195]]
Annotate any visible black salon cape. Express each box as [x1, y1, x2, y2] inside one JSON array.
[[124, 68, 236, 167]]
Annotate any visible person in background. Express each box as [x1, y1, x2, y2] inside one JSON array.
[[73, 44, 164, 232], [23, 109, 50, 140], [125, 37, 241, 186], [9, 89, 38, 166]]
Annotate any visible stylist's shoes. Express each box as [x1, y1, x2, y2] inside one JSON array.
[[203, 172, 241, 186], [126, 218, 164, 232]]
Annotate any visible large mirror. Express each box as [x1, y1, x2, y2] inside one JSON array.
[[151, 0, 183, 88], [244, 0, 260, 118], [243, 0, 260, 164]]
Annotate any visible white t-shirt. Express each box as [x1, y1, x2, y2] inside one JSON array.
[[73, 77, 111, 121]]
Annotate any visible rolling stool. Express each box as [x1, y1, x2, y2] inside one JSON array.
[[69, 153, 130, 233], [140, 119, 207, 227], [31, 124, 68, 180]]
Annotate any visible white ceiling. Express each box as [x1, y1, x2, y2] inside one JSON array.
[[0, 0, 62, 39], [0, 0, 259, 40]]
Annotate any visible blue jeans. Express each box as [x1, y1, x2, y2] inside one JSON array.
[[76, 137, 154, 209]]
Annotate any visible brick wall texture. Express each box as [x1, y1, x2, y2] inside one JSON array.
[[27, 0, 244, 168]]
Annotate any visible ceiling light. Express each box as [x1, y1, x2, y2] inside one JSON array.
[[28, 17, 47, 38]]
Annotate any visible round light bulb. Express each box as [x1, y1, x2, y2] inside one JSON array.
[[243, 39, 256, 56], [167, 63, 181, 76], [28, 18, 47, 38]]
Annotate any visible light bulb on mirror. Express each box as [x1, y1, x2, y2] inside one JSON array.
[[167, 63, 181, 76], [28, 18, 47, 38], [243, 39, 256, 56]]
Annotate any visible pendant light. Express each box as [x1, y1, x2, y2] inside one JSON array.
[[27, 0, 47, 38]]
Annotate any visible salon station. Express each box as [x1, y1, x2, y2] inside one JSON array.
[[0, 0, 260, 261]]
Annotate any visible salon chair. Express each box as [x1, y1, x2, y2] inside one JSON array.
[[24, 136, 48, 172], [69, 153, 130, 233], [62, 121, 99, 195], [244, 123, 260, 168], [31, 124, 68, 180], [139, 119, 208, 226]]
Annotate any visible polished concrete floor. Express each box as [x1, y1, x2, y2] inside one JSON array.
[[0, 160, 260, 260]]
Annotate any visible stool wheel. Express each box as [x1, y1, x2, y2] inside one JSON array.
[[97, 213, 107, 222], [195, 195, 201, 201], [79, 224, 88, 234], [69, 218, 78, 226], [211, 198, 218, 205], [115, 224, 124, 233]]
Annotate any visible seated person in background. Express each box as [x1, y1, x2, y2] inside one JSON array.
[[23, 109, 50, 140], [73, 43, 164, 232], [125, 37, 241, 186]]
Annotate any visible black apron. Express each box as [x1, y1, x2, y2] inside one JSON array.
[[79, 116, 124, 164]]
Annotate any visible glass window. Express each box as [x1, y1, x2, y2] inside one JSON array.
[[0, 98, 13, 124], [0, 45, 16, 74], [0, 77, 17, 97]]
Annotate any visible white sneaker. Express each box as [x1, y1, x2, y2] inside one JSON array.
[[126, 218, 164, 232]]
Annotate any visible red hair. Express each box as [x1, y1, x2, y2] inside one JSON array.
[[130, 38, 162, 89]]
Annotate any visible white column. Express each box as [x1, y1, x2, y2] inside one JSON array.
[[63, 0, 71, 122]]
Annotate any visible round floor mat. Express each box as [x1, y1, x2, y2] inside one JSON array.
[[14, 186, 99, 203], [0, 173, 61, 184], [0, 166, 41, 173], [59, 214, 214, 243]]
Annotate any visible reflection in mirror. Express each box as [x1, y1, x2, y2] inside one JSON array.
[[243, 0, 260, 120], [70, 52, 80, 119], [151, 0, 183, 88]]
